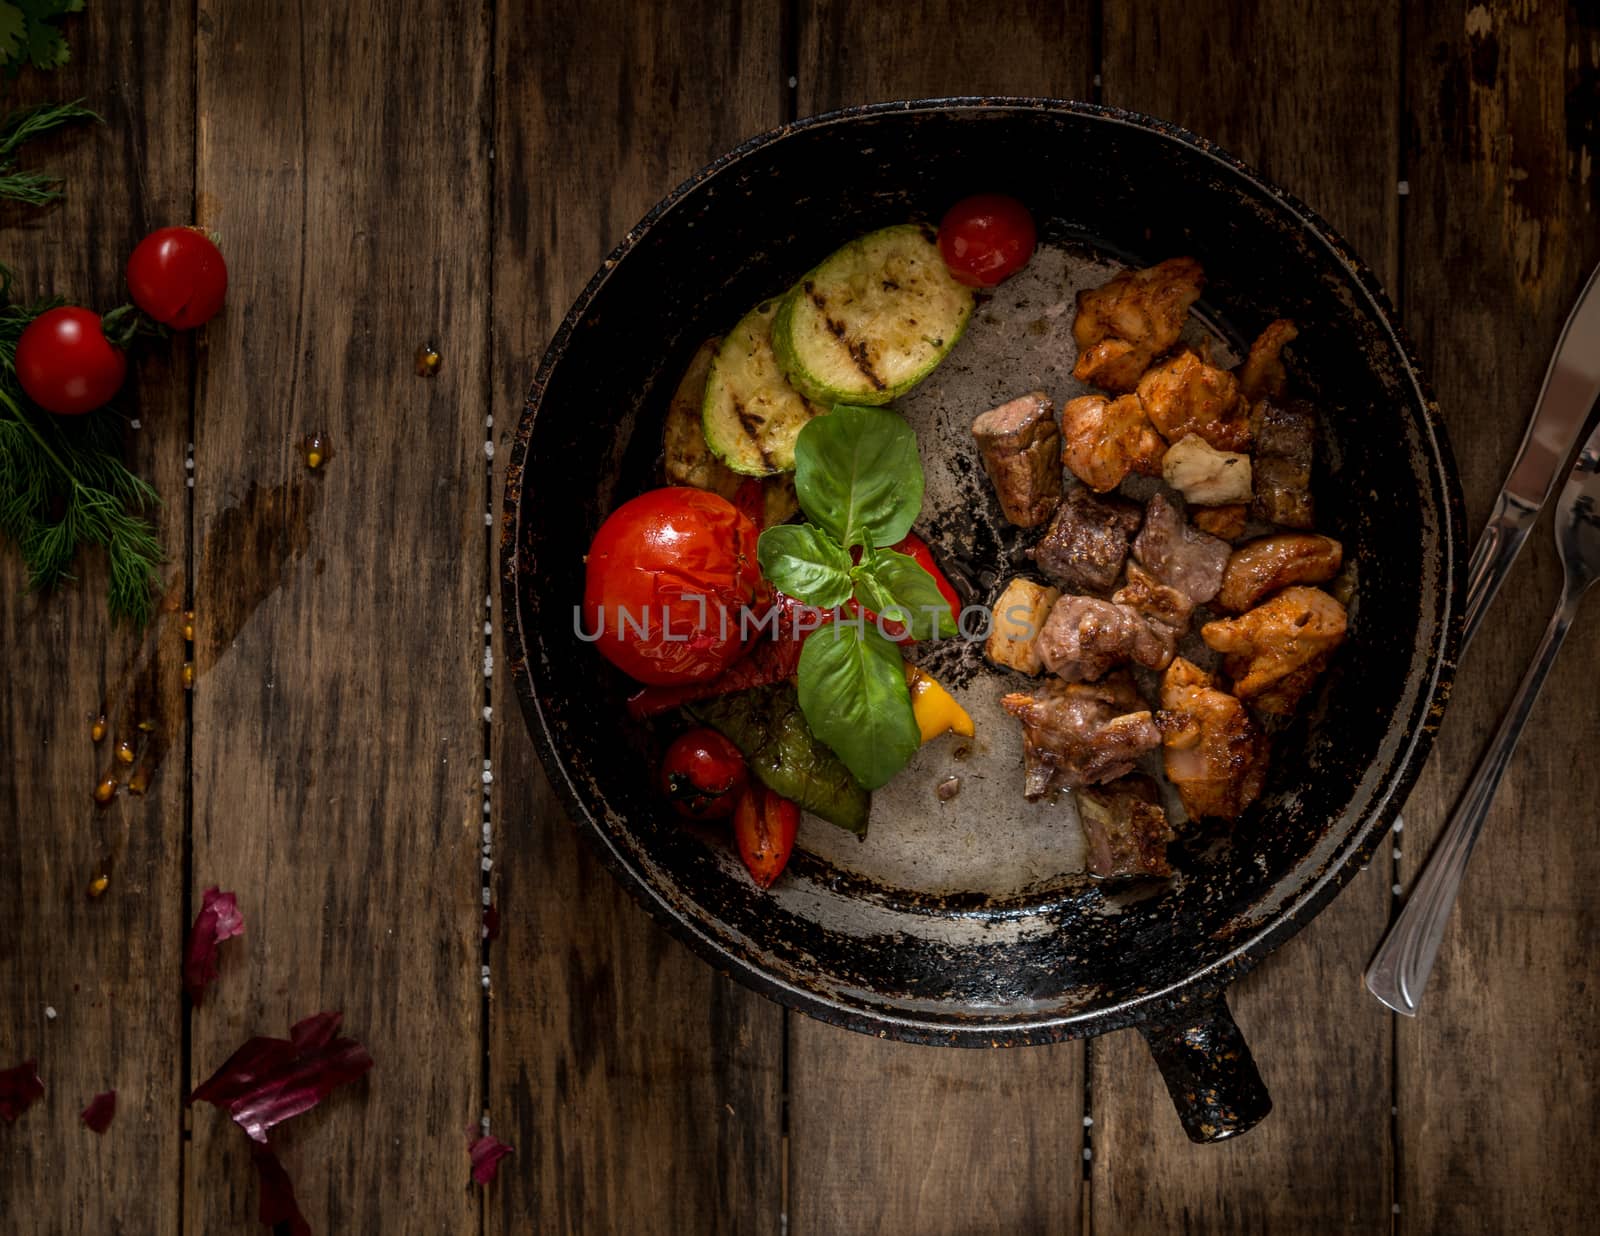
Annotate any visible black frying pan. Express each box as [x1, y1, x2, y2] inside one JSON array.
[[500, 99, 1463, 1142]]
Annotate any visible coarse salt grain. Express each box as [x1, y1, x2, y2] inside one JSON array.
[[484, 440, 495, 459], [45, 1006, 56, 1020], [481, 770, 493, 785], [481, 857, 493, 872], [482, 706, 492, 722]]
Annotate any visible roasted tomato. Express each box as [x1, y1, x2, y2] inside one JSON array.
[[660, 728, 748, 820], [583, 487, 764, 685], [938, 194, 1037, 288], [732, 785, 799, 889]]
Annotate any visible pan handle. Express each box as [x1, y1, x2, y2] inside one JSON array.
[[1136, 991, 1271, 1143]]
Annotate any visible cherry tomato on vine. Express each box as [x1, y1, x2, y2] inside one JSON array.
[[125, 227, 228, 329], [732, 785, 799, 889], [15, 307, 128, 416], [582, 487, 765, 685], [937, 194, 1037, 288], [660, 728, 748, 820]]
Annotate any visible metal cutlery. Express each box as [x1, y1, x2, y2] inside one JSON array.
[[1365, 400, 1600, 1015]]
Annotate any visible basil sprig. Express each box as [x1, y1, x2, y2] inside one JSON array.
[[755, 405, 956, 790]]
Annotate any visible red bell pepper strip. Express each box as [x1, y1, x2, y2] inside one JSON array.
[[847, 532, 962, 643]]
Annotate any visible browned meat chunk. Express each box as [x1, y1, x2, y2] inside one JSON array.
[[1072, 257, 1205, 392], [1002, 674, 1162, 799], [1029, 487, 1144, 594], [1251, 397, 1316, 528], [1158, 658, 1268, 822], [1113, 560, 1194, 636], [1237, 319, 1299, 402], [1035, 594, 1172, 682], [1192, 503, 1249, 541], [1201, 586, 1347, 714], [1131, 492, 1231, 606], [1216, 534, 1344, 613], [1076, 775, 1175, 878], [1060, 394, 1165, 493], [971, 391, 1063, 528], [1136, 351, 1252, 451]]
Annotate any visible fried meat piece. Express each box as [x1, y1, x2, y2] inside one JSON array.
[[1237, 318, 1299, 403], [971, 390, 1063, 528], [1192, 503, 1249, 540], [1251, 397, 1317, 529], [1035, 594, 1173, 682], [1059, 394, 1166, 493], [1029, 487, 1144, 594], [1131, 491, 1231, 606], [1201, 585, 1347, 715], [1216, 534, 1344, 614], [1071, 257, 1205, 392], [1157, 657, 1268, 822], [1002, 674, 1162, 799], [1076, 775, 1175, 878], [1136, 350, 1252, 452]]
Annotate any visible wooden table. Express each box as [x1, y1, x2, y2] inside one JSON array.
[[3, 3, 1597, 1232]]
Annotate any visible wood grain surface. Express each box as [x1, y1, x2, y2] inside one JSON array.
[[486, 4, 786, 1234], [185, 3, 489, 1231], [1088, 4, 1403, 1232], [0, 5, 192, 1232], [1398, 4, 1600, 1234], [2, 1, 1597, 1232]]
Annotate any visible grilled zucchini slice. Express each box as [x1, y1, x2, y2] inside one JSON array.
[[702, 300, 826, 475], [772, 224, 974, 407]]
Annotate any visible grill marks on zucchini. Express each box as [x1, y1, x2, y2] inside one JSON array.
[[702, 300, 827, 476], [773, 224, 974, 407]]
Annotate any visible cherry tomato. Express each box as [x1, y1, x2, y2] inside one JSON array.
[[15, 308, 128, 416], [660, 728, 748, 820], [125, 227, 228, 329], [583, 487, 764, 685], [938, 194, 1037, 287], [732, 785, 799, 889]]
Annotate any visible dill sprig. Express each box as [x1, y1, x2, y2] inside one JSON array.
[[0, 272, 165, 628], [0, 99, 100, 205]]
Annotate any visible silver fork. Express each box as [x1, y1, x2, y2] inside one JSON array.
[[1365, 419, 1600, 1014]]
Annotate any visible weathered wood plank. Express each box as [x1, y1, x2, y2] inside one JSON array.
[[786, 8, 1093, 1234], [1398, 5, 1600, 1233], [487, 3, 786, 1233], [0, 4, 192, 1231], [1091, 3, 1402, 1229], [187, 3, 490, 1230]]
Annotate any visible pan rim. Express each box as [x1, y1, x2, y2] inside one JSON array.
[[499, 96, 1465, 1046]]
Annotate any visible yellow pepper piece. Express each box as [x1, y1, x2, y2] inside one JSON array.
[[905, 663, 975, 744]]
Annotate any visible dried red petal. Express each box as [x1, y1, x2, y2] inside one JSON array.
[[251, 1142, 311, 1236], [469, 1133, 513, 1184], [81, 1089, 117, 1133], [482, 905, 500, 942], [189, 1011, 373, 1143], [183, 887, 245, 1006], [1, 1059, 45, 1123]]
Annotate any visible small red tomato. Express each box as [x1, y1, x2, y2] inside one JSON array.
[[15, 307, 128, 416], [660, 728, 748, 820], [583, 487, 764, 685], [732, 785, 799, 889], [938, 194, 1037, 287], [126, 227, 228, 329]]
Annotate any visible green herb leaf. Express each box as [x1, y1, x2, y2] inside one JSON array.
[[4, 0, 81, 77], [850, 546, 957, 640], [689, 682, 871, 834], [756, 522, 854, 609], [796, 618, 921, 791], [792, 404, 923, 549]]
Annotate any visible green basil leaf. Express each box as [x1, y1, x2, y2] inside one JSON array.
[[689, 682, 871, 835], [792, 405, 923, 549], [757, 523, 854, 609], [851, 548, 957, 640], [796, 619, 921, 791]]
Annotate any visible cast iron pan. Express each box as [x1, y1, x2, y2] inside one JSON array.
[[501, 99, 1464, 1142]]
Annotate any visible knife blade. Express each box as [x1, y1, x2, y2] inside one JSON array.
[[1458, 259, 1600, 648]]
